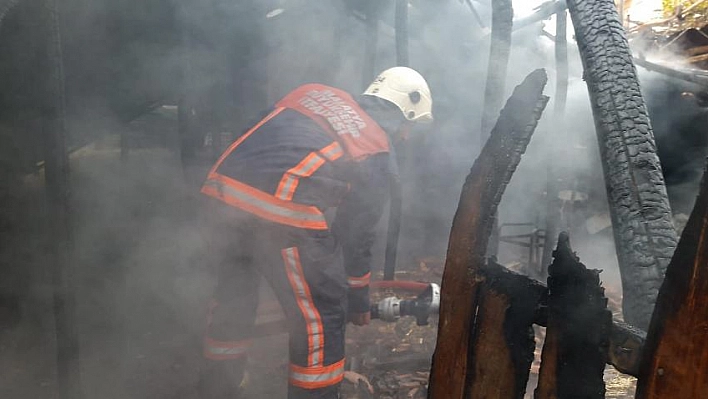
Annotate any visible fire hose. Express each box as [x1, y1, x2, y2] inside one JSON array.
[[370, 282, 440, 326], [249, 282, 441, 338]]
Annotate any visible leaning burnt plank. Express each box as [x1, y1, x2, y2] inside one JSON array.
[[566, 0, 678, 330], [428, 69, 549, 399], [635, 163, 708, 398], [535, 233, 612, 399]]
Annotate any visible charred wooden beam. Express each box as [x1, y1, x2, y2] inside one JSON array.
[[395, 0, 409, 67], [685, 45, 708, 57], [541, 7, 570, 275], [383, 0, 410, 281], [482, 260, 646, 378], [383, 177, 402, 281], [428, 69, 549, 399], [480, 0, 514, 258], [634, 56, 708, 89], [636, 163, 708, 398], [566, 0, 678, 330], [0, 0, 19, 28], [480, 0, 513, 144], [483, 264, 647, 378], [512, 1, 566, 33], [480, 261, 646, 378], [362, 0, 379, 88], [609, 320, 646, 376], [535, 233, 612, 399], [478, 1, 567, 42], [463, 0, 486, 29], [41, 0, 83, 397], [471, 261, 548, 396]]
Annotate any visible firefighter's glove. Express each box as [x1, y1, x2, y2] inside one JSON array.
[[348, 311, 371, 326], [347, 285, 370, 315]]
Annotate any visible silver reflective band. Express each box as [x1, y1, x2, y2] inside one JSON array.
[[347, 278, 368, 288], [204, 180, 326, 224], [277, 175, 297, 199], [321, 144, 343, 160], [284, 248, 324, 366], [290, 366, 344, 384], [296, 154, 325, 176]]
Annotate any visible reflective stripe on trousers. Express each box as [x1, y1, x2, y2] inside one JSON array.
[[289, 359, 345, 389], [282, 247, 324, 367], [203, 337, 251, 360]]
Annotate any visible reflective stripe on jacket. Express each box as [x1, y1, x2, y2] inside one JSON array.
[[201, 84, 389, 230]]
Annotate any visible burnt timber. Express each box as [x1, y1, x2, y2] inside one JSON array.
[[480, 0, 513, 145], [635, 163, 708, 399], [565, 0, 678, 330], [428, 68, 549, 399], [483, 261, 646, 380], [535, 233, 612, 399]]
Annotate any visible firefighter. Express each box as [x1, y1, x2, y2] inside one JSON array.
[[199, 67, 433, 398]]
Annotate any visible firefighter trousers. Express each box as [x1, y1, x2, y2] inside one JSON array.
[[201, 217, 347, 399]]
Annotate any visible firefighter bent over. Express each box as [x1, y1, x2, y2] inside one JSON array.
[[199, 67, 433, 398]]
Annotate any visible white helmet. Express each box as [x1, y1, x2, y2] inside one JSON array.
[[363, 67, 433, 123]]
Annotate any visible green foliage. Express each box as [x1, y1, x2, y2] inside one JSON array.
[[662, 0, 708, 17], [662, 0, 676, 15]]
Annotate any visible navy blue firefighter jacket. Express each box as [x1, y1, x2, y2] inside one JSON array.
[[201, 84, 394, 313]]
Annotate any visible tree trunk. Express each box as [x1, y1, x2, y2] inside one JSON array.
[[565, 0, 678, 330], [428, 69, 549, 399]]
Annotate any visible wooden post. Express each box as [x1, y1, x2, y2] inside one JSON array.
[[535, 233, 612, 399], [395, 0, 409, 67], [41, 0, 83, 396], [635, 164, 708, 398], [428, 69, 548, 399], [480, 0, 513, 259], [480, 0, 513, 144], [362, 0, 379, 89], [509, 1, 567, 33], [383, 175, 401, 281], [541, 8, 569, 274]]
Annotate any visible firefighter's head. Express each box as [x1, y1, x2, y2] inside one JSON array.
[[360, 67, 433, 141]]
